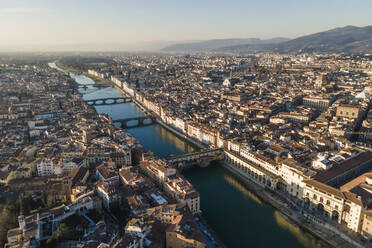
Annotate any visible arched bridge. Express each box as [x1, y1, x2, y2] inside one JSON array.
[[114, 116, 156, 128], [77, 85, 90, 89], [165, 148, 224, 169], [86, 97, 132, 106], [76, 84, 106, 89]]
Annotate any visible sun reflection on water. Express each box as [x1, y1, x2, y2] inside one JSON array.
[[223, 169, 330, 248]]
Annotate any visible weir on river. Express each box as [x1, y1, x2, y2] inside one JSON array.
[[49, 62, 329, 248]]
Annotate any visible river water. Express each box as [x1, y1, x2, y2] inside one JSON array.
[[49, 62, 329, 248]]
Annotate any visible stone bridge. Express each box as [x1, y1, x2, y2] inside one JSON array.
[[165, 148, 224, 169], [75, 84, 105, 90], [114, 116, 156, 128], [86, 97, 132, 106]]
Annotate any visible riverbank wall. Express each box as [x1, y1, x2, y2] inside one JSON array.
[[105, 76, 366, 248], [221, 161, 365, 248], [156, 119, 207, 150], [58, 64, 366, 248], [112, 82, 208, 151]]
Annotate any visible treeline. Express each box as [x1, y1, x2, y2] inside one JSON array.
[[58, 57, 112, 72], [0, 194, 62, 247], [0, 204, 19, 247]]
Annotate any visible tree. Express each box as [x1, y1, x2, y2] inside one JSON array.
[[41, 193, 48, 208], [56, 223, 70, 240], [55, 219, 83, 241], [0, 195, 6, 205], [6, 171, 24, 182], [44, 238, 57, 248], [0, 204, 18, 247], [46, 195, 57, 208], [19, 196, 31, 216]]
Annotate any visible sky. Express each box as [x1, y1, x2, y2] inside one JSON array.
[[0, 0, 372, 51]]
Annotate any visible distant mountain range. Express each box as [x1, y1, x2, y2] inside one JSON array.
[[161, 38, 290, 52], [162, 25, 372, 53], [274, 25, 372, 53]]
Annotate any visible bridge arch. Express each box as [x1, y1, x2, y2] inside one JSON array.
[[105, 99, 115, 104], [126, 119, 140, 127], [166, 149, 223, 168], [114, 116, 156, 128], [86, 97, 132, 106]]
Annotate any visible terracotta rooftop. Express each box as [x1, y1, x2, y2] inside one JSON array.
[[314, 151, 372, 184]]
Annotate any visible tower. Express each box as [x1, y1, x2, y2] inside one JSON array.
[[18, 215, 26, 229], [315, 74, 327, 88]]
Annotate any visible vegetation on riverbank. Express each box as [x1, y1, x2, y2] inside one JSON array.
[[0, 204, 18, 247], [56, 57, 113, 87], [55, 61, 82, 74], [57, 57, 111, 72], [82, 72, 113, 87]]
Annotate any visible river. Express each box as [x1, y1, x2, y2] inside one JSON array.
[[49, 62, 329, 248]]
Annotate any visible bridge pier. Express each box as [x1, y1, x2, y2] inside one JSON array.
[[86, 97, 132, 106], [114, 116, 156, 128], [166, 148, 224, 169]]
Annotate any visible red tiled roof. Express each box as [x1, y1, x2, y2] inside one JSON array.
[[314, 151, 372, 183]]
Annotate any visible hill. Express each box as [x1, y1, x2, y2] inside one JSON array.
[[161, 38, 289, 52], [216, 25, 372, 53]]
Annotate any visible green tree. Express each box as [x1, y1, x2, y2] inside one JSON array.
[[0, 204, 19, 247], [56, 223, 69, 240], [19, 196, 30, 216], [44, 238, 56, 248], [46, 195, 56, 208], [41, 193, 48, 208], [0, 195, 6, 205]]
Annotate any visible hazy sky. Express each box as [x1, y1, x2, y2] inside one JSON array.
[[1, 0, 372, 51]]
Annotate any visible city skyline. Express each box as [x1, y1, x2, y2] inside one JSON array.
[[1, 1, 372, 245], [1, 0, 372, 51]]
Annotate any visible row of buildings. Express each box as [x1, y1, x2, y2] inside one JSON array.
[[87, 52, 372, 243], [1, 61, 207, 248]]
